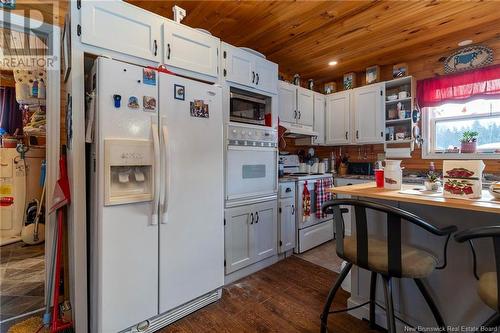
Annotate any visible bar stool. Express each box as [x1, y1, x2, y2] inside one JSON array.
[[320, 198, 457, 333], [455, 226, 500, 328]]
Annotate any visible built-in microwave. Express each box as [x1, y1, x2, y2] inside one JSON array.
[[230, 89, 271, 126]]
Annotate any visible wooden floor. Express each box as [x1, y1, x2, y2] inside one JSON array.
[[158, 256, 377, 333]]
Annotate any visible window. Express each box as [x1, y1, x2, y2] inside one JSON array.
[[424, 98, 500, 158]]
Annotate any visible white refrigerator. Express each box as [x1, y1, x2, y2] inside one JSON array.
[[90, 57, 224, 333]]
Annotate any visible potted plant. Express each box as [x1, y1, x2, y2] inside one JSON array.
[[460, 131, 478, 153], [424, 171, 441, 191]]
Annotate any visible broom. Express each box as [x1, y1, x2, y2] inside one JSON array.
[[8, 147, 74, 333]]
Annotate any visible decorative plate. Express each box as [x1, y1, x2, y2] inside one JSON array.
[[444, 45, 493, 73]]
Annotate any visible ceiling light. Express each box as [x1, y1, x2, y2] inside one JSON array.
[[458, 40, 473, 47], [328, 61, 337, 66]]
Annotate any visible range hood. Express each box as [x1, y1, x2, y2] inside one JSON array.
[[282, 123, 318, 138]]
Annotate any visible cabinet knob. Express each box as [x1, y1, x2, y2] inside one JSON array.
[[256, 73, 259, 85], [250, 213, 254, 224], [356, 130, 359, 139], [291, 205, 295, 215], [252, 71, 255, 83], [286, 188, 292, 192], [255, 212, 259, 223], [345, 131, 348, 140], [153, 40, 158, 56], [167, 43, 171, 60]]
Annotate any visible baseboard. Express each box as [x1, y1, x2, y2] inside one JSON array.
[[125, 289, 222, 333], [224, 251, 291, 285]]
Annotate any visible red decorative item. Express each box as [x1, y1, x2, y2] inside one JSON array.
[[417, 64, 500, 108], [302, 181, 311, 221], [375, 169, 385, 188]]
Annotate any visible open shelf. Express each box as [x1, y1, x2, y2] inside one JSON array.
[[385, 139, 413, 144], [385, 97, 412, 104], [385, 118, 411, 124]]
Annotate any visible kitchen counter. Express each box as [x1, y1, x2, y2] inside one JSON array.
[[328, 182, 500, 214], [325, 182, 499, 330]]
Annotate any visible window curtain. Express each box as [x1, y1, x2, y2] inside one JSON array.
[[417, 64, 500, 108], [0, 87, 22, 135]]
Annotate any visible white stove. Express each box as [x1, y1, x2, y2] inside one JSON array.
[[278, 156, 335, 253]]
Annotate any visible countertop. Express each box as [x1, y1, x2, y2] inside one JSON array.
[[327, 182, 500, 214]]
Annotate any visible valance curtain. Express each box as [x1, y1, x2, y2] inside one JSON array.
[[417, 64, 500, 108], [0, 87, 22, 135]]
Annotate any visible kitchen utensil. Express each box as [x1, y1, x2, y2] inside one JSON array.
[[318, 162, 326, 174], [398, 91, 408, 99], [311, 162, 319, 174]]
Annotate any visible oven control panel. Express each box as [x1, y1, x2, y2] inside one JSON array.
[[227, 124, 277, 148]]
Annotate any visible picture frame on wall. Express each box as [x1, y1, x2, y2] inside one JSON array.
[[324, 82, 337, 94], [392, 63, 408, 78], [365, 65, 380, 84], [62, 13, 71, 83], [343, 72, 356, 90]]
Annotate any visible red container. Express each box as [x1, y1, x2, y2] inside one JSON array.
[[375, 169, 384, 188]]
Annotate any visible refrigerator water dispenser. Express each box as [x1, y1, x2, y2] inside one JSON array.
[[104, 139, 154, 205]]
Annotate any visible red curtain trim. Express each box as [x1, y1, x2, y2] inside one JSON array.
[[417, 64, 500, 108]]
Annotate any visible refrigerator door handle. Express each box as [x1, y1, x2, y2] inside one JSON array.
[[151, 123, 160, 225], [160, 122, 170, 224]]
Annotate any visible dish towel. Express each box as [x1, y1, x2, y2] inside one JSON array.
[[315, 178, 333, 218]]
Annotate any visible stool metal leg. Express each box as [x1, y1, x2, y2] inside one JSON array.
[[414, 279, 445, 329], [483, 313, 500, 328], [382, 275, 396, 333], [320, 262, 353, 333], [369, 271, 377, 329]]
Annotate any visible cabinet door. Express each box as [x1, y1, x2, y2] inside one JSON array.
[[253, 201, 278, 262], [81, 1, 162, 62], [297, 87, 314, 127], [254, 58, 278, 94], [163, 20, 219, 78], [222, 43, 253, 87], [279, 198, 295, 253], [353, 84, 385, 144], [224, 206, 253, 274], [278, 81, 297, 124], [325, 91, 351, 145], [313, 93, 325, 145]]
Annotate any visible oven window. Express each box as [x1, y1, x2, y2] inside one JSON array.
[[242, 165, 266, 179]]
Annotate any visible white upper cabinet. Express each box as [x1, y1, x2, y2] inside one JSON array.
[[278, 81, 314, 129], [254, 58, 278, 94], [163, 20, 220, 79], [222, 43, 278, 94], [325, 91, 351, 145], [278, 81, 297, 124], [353, 83, 385, 144], [313, 93, 325, 145], [297, 87, 314, 127], [80, 1, 162, 62]]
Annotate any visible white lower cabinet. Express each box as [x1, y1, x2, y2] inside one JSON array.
[[225, 201, 278, 274], [278, 197, 295, 253]]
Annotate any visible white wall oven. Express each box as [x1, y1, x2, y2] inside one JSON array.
[[229, 88, 271, 127], [226, 123, 277, 205]]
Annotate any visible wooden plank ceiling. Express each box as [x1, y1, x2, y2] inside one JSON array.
[[128, 0, 500, 83]]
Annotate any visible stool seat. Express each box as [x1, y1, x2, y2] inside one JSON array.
[[479, 272, 498, 310], [343, 236, 437, 278]]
